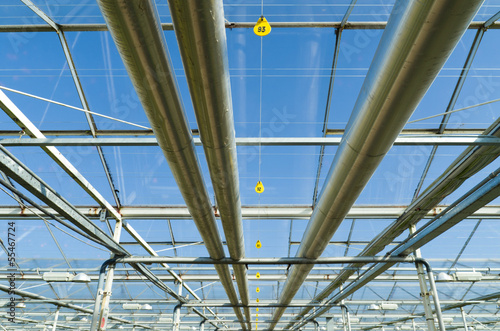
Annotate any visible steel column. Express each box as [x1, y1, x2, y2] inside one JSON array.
[[411, 225, 436, 331], [97, 221, 123, 331], [460, 307, 468, 331], [51, 307, 60, 331]]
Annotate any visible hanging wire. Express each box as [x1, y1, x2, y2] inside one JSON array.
[[258, 39, 263, 181], [0, 85, 151, 130], [256, 0, 265, 247]]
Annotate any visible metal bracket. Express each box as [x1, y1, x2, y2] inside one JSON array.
[[99, 209, 108, 222]]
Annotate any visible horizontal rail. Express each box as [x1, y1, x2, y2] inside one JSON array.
[[1, 135, 500, 147], [115, 256, 415, 265], [0, 21, 497, 32]]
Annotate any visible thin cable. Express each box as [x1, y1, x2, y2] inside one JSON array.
[[407, 97, 500, 124], [0, 85, 151, 130]]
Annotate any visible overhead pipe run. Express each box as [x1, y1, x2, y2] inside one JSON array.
[[269, 0, 485, 329], [285, 112, 500, 330], [96, 0, 246, 329], [167, 0, 250, 328]]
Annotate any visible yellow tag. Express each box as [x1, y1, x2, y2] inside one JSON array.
[[256, 308, 259, 312], [256, 318, 259, 322], [256, 298, 260, 303], [256, 240, 262, 249], [253, 16, 271, 36], [256, 287, 260, 293], [256, 313, 259, 317], [255, 181, 264, 193], [256, 272, 261, 278]]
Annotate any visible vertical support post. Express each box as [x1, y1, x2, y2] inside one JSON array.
[[200, 320, 206, 331], [326, 317, 335, 331], [52, 307, 60, 331], [421, 260, 446, 331], [174, 283, 183, 331], [345, 307, 351, 331], [412, 319, 416, 331], [91, 260, 113, 330], [460, 307, 468, 331], [410, 225, 436, 331], [173, 304, 182, 331], [341, 305, 347, 331], [98, 221, 123, 331]]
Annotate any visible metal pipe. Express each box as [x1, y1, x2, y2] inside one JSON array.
[[341, 307, 347, 331], [0, 204, 499, 220], [291, 166, 500, 329], [167, 0, 250, 327], [0, 21, 498, 32], [460, 307, 468, 331], [345, 308, 351, 331], [51, 307, 60, 331], [285, 115, 500, 330], [115, 256, 414, 265], [271, 0, 484, 329], [96, 0, 245, 328], [97, 220, 123, 331], [313, 320, 319, 331], [411, 225, 436, 331], [419, 260, 446, 331], [91, 258, 117, 331], [2, 135, 500, 147], [173, 304, 182, 331]]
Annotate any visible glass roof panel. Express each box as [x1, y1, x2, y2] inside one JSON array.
[[327, 29, 383, 129], [0, 1, 499, 330], [224, 1, 350, 22], [447, 29, 500, 129], [0, 0, 46, 25], [0, 32, 89, 131]]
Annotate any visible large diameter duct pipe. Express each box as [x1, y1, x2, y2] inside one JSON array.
[[284, 116, 500, 330], [269, 0, 484, 329], [167, 0, 250, 327], [96, 1, 246, 329]]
